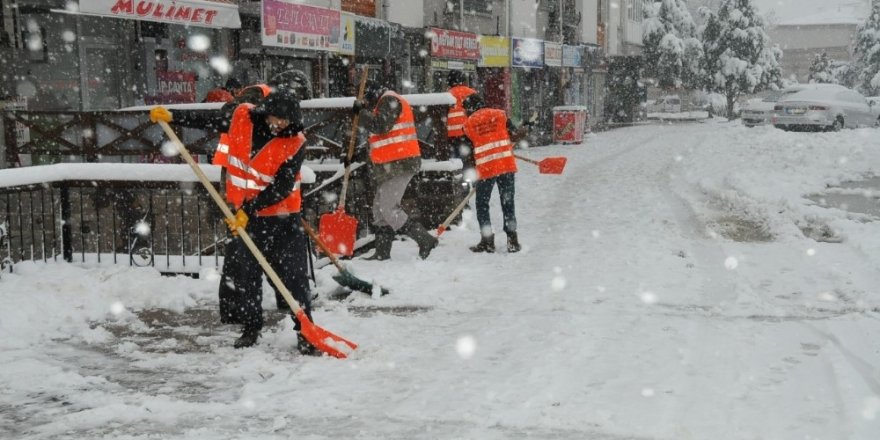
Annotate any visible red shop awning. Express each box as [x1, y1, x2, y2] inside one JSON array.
[[76, 0, 241, 29]]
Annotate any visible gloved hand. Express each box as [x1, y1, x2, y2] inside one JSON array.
[[149, 106, 173, 123], [352, 99, 364, 114], [224, 209, 249, 235]]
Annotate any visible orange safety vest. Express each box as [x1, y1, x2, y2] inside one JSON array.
[[447, 85, 477, 138], [212, 84, 273, 168], [463, 108, 518, 180], [367, 91, 421, 164], [220, 103, 304, 216]]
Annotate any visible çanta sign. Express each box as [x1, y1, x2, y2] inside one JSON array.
[[429, 28, 480, 60], [157, 71, 196, 104], [262, 0, 341, 52], [78, 0, 241, 29]]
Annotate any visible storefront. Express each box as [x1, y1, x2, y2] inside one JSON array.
[[9, 0, 241, 110], [510, 37, 544, 127], [477, 35, 510, 111], [426, 27, 480, 93]]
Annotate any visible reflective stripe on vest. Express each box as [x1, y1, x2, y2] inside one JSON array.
[[221, 103, 304, 216], [447, 85, 476, 138], [464, 108, 518, 181], [212, 133, 232, 167], [368, 91, 421, 164]]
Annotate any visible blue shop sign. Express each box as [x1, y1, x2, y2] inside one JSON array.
[[511, 37, 543, 68]]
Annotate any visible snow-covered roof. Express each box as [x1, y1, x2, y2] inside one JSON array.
[[0, 163, 318, 188], [119, 93, 455, 112]]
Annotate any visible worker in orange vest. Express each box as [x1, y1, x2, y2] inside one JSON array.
[[155, 89, 318, 353], [352, 83, 438, 260], [461, 93, 528, 253], [446, 70, 477, 161]]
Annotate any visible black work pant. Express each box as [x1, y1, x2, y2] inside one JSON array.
[[475, 172, 517, 236], [218, 213, 312, 331]]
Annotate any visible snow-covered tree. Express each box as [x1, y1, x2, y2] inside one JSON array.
[[808, 52, 855, 87], [642, 0, 703, 90], [853, 1, 880, 96], [698, 0, 782, 118]]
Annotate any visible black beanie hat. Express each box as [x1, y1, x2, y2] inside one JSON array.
[[462, 93, 485, 115], [254, 89, 304, 134]]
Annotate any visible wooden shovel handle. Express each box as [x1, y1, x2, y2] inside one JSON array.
[[437, 186, 476, 236], [300, 219, 346, 273], [337, 67, 370, 211], [513, 153, 540, 165]]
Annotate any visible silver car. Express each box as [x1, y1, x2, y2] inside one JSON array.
[[772, 84, 877, 131], [741, 87, 805, 127]]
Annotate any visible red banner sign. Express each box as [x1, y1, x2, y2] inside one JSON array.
[[79, 0, 241, 29], [429, 28, 480, 60]]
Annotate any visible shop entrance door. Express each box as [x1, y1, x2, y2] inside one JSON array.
[[79, 43, 122, 110]]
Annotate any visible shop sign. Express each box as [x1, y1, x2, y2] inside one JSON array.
[[511, 38, 543, 68], [342, 0, 376, 17], [429, 28, 480, 60], [563, 45, 582, 67], [479, 36, 509, 67], [3, 97, 30, 148], [338, 12, 356, 55], [544, 42, 562, 67], [78, 0, 241, 29], [156, 71, 196, 103], [262, 0, 341, 52], [430, 59, 476, 72]]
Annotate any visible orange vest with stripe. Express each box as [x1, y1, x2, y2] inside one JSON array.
[[463, 108, 518, 180], [221, 104, 304, 216], [447, 85, 477, 138], [368, 92, 421, 164], [212, 84, 273, 168]]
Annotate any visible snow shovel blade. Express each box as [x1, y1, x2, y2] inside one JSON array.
[[538, 157, 567, 174], [296, 309, 357, 359], [332, 270, 390, 296], [319, 208, 358, 257]]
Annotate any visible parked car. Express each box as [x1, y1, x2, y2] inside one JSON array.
[[772, 84, 877, 131], [741, 86, 805, 127], [647, 95, 681, 113]]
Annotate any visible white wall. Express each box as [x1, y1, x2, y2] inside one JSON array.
[[509, 0, 538, 38], [386, 0, 425, 28], [582, 0, 599, 45]]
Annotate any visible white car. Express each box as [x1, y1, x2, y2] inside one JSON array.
[[772, 84, 877, 131], [741, 87, 805, 127]]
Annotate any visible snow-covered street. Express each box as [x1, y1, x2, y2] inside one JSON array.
[[2, 119, 880, 439]]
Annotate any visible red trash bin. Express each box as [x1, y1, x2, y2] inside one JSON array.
[[552, 106, 588, 144]]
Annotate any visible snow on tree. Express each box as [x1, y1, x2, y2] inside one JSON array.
[[642, 0, 703, 90], [854, 1, 880, 96], [808, 52, 855, 87], [698, 0, 782, 118]]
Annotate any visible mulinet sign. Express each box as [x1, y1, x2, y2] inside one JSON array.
[[78, 0, 242, 29]]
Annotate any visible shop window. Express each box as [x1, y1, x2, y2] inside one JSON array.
[[452, 0, 492, 15], [21, 25, 47, 63], [139, 21, 167, 40]]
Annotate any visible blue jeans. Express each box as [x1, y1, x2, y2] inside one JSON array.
[[475, 172, 516, 237]]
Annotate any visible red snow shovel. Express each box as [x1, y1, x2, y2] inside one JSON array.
[[514, 154, 567, 175], [436, 186, 476, 237], [156, 119, 357, 359], [319, 67, 370, 257]]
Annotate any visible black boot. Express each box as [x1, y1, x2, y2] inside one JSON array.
[[469, 234, 495, 253], [401, 219, 438, 260], [365, 226, 394, 260], [297, 333, 321, 356], [506, 231, 521, 253], [234, 326, 261, 348]]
